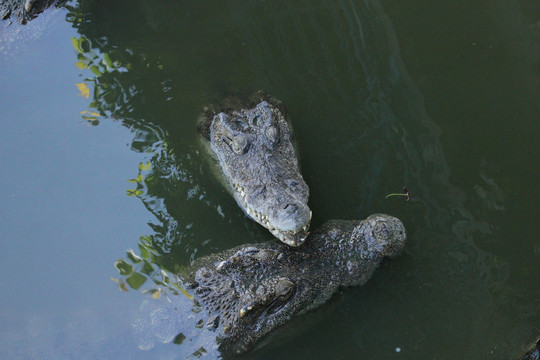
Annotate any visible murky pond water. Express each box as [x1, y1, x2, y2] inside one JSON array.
[[0, 0, 538, 359]]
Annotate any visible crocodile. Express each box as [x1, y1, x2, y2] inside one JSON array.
[[519, 339, 540, 360], [185, 213, 406, 355], [0, 0, 64, 24], [198, 93, 311, 246]]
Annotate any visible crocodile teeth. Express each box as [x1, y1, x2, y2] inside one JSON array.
[[216, 260, 226, 271], [233, 183, 246, 199], [240, 200, 310, 244], [239, 305, 253, 317]]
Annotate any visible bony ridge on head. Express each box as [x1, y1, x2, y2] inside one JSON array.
[[350, 214, 406, 259]]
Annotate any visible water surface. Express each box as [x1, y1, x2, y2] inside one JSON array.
[[0, 0, 538, 358]]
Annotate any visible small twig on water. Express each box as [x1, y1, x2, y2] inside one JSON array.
[[385, 186, 410, 201]]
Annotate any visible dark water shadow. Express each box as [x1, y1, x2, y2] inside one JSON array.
[[57, 0, 540, 358]]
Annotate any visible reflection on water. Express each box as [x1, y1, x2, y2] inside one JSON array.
[[0, 4, 63, 63], [3, 0, 536, 358], [131, 289, 222, 358], [70, 0, 538, 358]]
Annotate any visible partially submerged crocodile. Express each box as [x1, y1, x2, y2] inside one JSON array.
[[185, 213, 406, 355], [0, 0, 64, 24], [198, 93, 311, 246], [519, 339, 540, 360]]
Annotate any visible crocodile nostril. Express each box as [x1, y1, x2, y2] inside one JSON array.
[[287, 179, 299, 187], [281, 203, 298, 214]]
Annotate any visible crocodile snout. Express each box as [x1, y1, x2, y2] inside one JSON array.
[[274, 201, 310, 232]]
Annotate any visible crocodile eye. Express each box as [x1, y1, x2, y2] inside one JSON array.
[[265, 125, 279, 144], [221, 134, 248, 155], [232, 120, 249, 131], [287, 179, 300, 189], [276, 279, 295, 299], [231, 135, 248, 154]]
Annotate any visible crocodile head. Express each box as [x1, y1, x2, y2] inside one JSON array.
[[351, 214, 406, 258], [191, 257, 303, 355], [200, 98, 311, 246], [189, 214, 406, 355], [331, 214, 406, 287]]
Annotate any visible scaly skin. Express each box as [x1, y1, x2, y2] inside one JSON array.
[[519, 339, 540, 360], [186, 214, 406, 355], [198, 92, 311, 246], [0, 0, 64, 24]]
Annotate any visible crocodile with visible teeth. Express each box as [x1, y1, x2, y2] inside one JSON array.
[[198, 93, 311, 246], [186, 214, 406, 355]]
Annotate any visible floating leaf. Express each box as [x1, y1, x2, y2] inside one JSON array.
[[126, 189, 143, 196], [138, 243, 150, 259], [72, 37, 83, 53], [75, 83, 90, 98], [179, 286, 194, 301], [140, 235, 152, 245], [192, 347, 207, 357], [75, 61, 87, 70], [173, 333, 186, 345], [139, 162, 152, 171], [90, 65, 102, 76], [127, 174, 143, 183], [104, 52, 113, 68], [114, 259, 133, 276], [160, 270, 170, 285], [142, 288, 162, 299], [126, 249, 143, 263], [77, 37, 90, 53], [126, 272, 147, 290], [77, 53, 90, 62], [140, 260, 155, 276], [111, 277, 129, 292]]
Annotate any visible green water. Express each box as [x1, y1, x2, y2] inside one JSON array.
[[0, 0, 538, 358]]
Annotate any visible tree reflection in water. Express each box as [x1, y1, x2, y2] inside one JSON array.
[[60, 0, 539, 358]]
